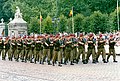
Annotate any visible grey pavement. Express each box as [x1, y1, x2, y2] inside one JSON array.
[[0, 55, 120, 81]]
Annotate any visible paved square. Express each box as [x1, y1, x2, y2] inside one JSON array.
[[0, 55, 119, 81]]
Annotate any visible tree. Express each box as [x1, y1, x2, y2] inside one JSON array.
[[29, 17, 40, 34], [83, 16, 93, 33], [89, 11, 109, 33], [42, 16, 53, 34], [1, 0, 119, 33], [109, 7, 120, 31], [59, 15, 67, 33], [74, 14, 84, 32], [67, 18, 72, 33]]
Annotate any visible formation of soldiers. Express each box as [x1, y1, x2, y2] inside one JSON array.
[[0, 32, 119, 67]]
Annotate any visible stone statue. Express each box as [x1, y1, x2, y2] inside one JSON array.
[[15, 6, 22, 18], [16, 6, 20, 13]]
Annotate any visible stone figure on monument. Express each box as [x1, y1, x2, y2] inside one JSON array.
[[8, 6, 27, 37], [15, 6, 22, 19]]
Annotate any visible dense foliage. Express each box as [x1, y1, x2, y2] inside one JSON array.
[[0, 0, 120, 34]]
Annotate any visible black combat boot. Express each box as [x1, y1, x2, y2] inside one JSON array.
[[48, 62, 52, 65], [113, 59, 118, 62], [8, 57, 10, 61], [52, 62, 55, 66], [103, 59, 107, 63], [82, 60, 87, 64], [107, 59, 109, 62], [34, 59, 36, 64], [85, 59, 88, 63], [76, 59, 79, 64], [21, 59, 24, 62], [58, 62, 62, 67], [70, 61, 74, 65], [39, 60, 41, 64], [96, 58, 99, 63], [64, 60, 67, 65], [15, 59, 19, 62], [92, 59, 96, 64], [30, 58, 34, 63], [2, 57, 5, 60]]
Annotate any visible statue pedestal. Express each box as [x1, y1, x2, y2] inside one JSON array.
[[8, 6, 27, 37]]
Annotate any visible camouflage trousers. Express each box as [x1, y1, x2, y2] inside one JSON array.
[[34, 50, 43, 63], [42, 48, 51, 63], [107, 48, 116, 60], [96, 48, 106, 60], [52, 50, 61, 63], [86, 48, 96, 61], [76, 48, 86, 61]]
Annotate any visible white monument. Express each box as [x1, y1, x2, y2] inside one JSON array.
[[0, 18, 5, 36], [8, 6, 27, 37]]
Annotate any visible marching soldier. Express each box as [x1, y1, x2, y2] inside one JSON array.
[[107, 34, 117, 62], [49, 35, 54, 61], [16, 36, 23, 62], [31, 36, 35, 61], [0, 37, 4, 59], [21, 36, 27, 62], [76, 33, 87, 64], [42, 34, 51, 65], [11, 36, 17, 60], [96, 34, 107, 63], [52, 35, 62, 66], [86, 33, 96, 63], [64, 35, 74, 65], [4, 37, 11, 60], [71, 34, 78, 63], [25, 36, 33, 63], [34, 35, 44, 64], [60, 35, 66, 64]]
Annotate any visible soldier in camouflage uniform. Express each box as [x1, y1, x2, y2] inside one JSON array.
[[25, 36, 33, 63], [76, 33, 87, 64], [52, 34, 62, 66], [34, 35, 43, 64], [60, 35, 66, 64], [107, 34, 117, 62], [49, 35, 54, 61], [96, 34, 107, 63], [16, 36, 23, 62], [86, 33, 96, 63], [21, 36, 27, 62], [42, 35, 51, 65], [64, 35, 74, 65], [4, 37, 11, 60], [11, 37, 17, 60], [71, 34, 78, 63], [0, 37, 4, 59], [31, 36, 35, 62]]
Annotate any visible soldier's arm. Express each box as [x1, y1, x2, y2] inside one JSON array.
[[45, 42, 49, 46], [4, 40, 8, 45], [78, 41, 84, 45], [17, 42, 21, 46], [87, 41, 93, 43]]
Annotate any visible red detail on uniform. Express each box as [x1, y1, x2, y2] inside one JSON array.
[[110, 34, 113, 37], [99, 34, 102, 38], [79, 33, 83, 37], [89, 33, 93, 37]]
